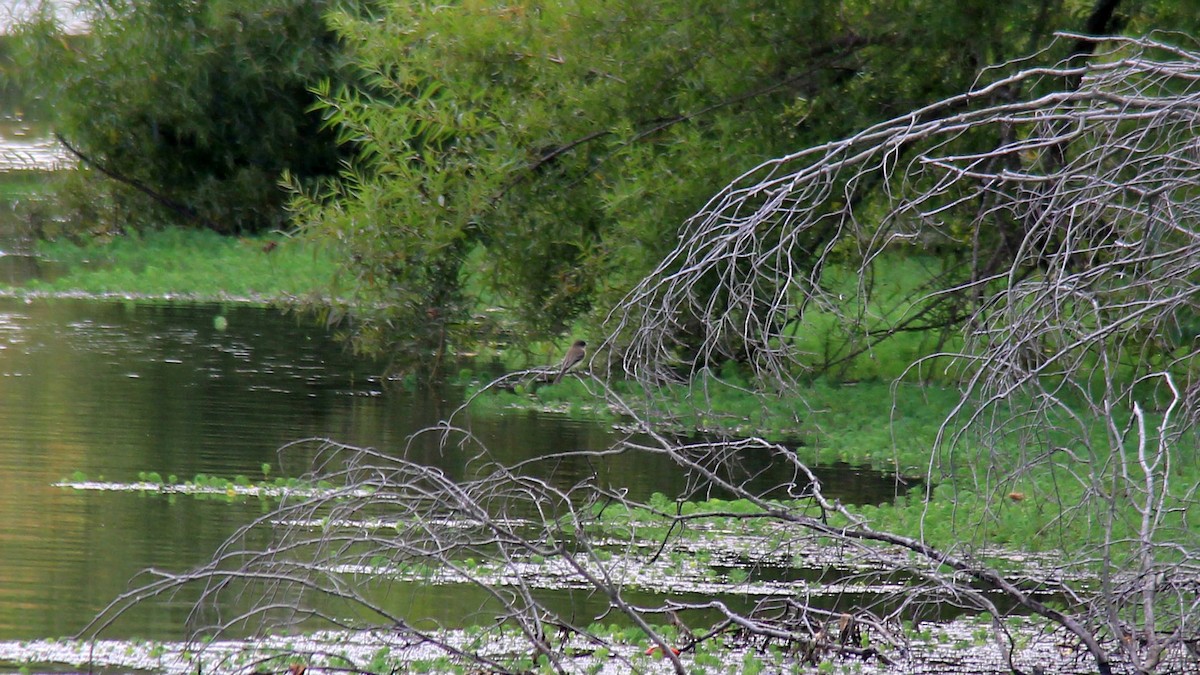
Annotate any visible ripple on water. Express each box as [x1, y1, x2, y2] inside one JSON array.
[[0, 297, 923, 645]]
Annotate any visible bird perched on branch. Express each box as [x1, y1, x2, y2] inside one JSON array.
[[553, 340, 587, 383]]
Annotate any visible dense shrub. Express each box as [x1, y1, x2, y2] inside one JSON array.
[[9, 0, 351, 234]]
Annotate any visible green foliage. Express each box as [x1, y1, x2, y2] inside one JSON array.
[[788, 254, 963, 382], [287, 38, 508, 378], [185, 472, 315, 497], [287, 0, 1200, 380], [61, 470, 323, 502], [8, 0, 350, 234], [8, 0, 1200, 389], [475, 369, 956, 474], [296, 0, 853, 366], [741, 651, 765, 675]]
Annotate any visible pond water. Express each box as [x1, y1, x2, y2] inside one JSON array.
[[0, 297, 910, 643]]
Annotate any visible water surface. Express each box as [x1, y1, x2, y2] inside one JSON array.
[[0, 299, 911, 642], [0, 299, 604, 640]]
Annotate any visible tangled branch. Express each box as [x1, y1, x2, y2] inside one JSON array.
[[604, 32, 1200, 674]]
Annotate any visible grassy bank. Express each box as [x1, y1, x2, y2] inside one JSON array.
[[475, 366, 1200, 564], [475, 376, 954, 473], [5, 227, 342, 301], [0, 170, 50, 199]]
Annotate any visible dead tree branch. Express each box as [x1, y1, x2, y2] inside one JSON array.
[[604, 32, 1200, 675]]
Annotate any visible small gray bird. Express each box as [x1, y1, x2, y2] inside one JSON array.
[[553, 340, 587, 383]]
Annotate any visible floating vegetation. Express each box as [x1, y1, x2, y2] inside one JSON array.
[[55, 475, 1081, 593], [54, 471, 365, 501], [0, 618, 1169, 675]]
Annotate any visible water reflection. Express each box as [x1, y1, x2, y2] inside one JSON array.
[[0, 299, 387, 640], [0, 298, 908, 642]]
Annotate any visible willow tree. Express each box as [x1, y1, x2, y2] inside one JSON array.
[[294, 0, 1198, 376]]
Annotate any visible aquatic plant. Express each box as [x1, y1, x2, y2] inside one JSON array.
[[57, 471, 335, 502]]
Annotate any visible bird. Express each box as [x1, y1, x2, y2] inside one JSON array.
[[553, 340, 587, 383]]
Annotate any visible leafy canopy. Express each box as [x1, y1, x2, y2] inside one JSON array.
[[294, 0, 1197, 379]]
